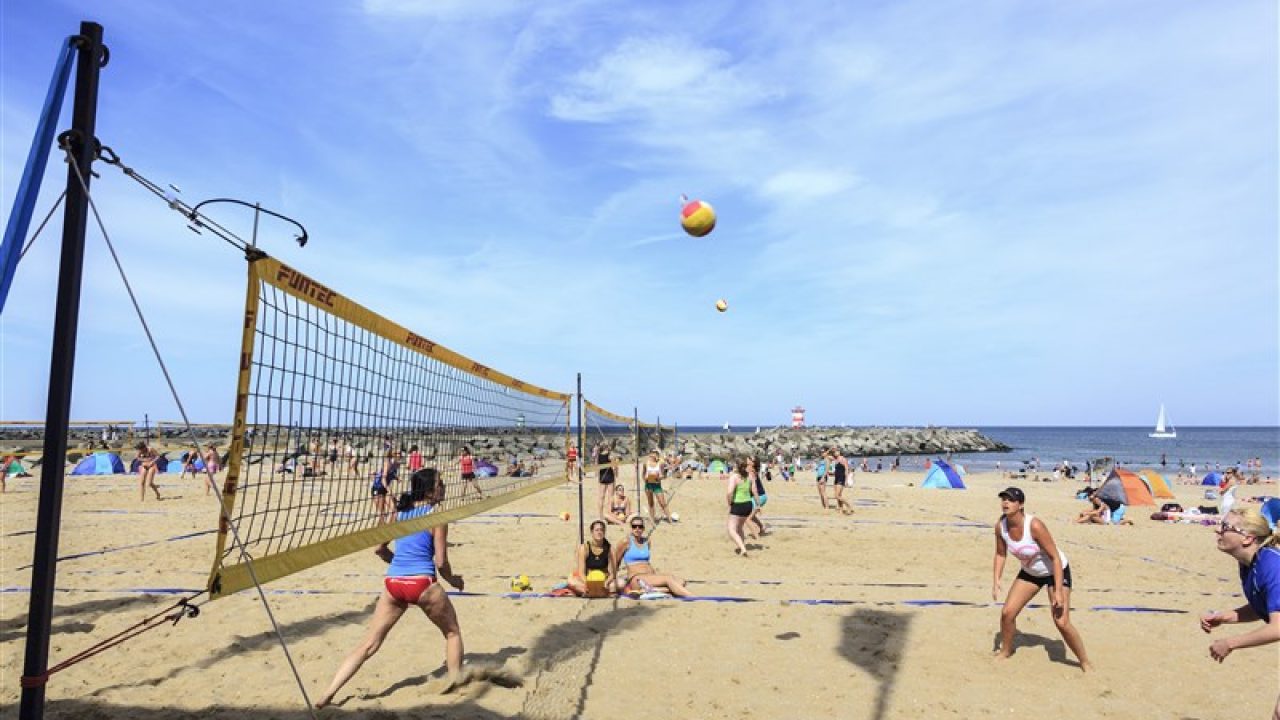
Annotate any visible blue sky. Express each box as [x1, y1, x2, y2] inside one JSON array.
[[2, 0, 1276, 427]]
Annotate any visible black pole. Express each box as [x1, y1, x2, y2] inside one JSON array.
[[575, 374, 584, 544], [21, 21, 104, 720]]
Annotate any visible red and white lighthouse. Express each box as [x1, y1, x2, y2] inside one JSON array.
[[790, 406, 806, 428]]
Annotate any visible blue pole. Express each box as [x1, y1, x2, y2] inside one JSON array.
[[0, 37, 76, 316]]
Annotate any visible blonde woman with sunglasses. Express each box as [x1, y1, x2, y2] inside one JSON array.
[[1201, 507, 1280, 719]]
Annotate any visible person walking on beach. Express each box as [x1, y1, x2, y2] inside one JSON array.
[[135, 442, 162, 502], [317, 471, 465, 707], [992, 487, 1091, 671], [830, 449, 854, 515], [814, 453, 830, 509], [747, 456, 769, 538], [595, 441, 616, 520], [642, 451, 674, 523], [200, 443, 221, 495], [725, 459, 753, 556], [459, 446, 484, 500], [1201, 506, 1280, 719]]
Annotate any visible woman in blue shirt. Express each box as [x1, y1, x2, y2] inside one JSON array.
[[317, 469, 464, 708], [1201, 506, 1280, 719]]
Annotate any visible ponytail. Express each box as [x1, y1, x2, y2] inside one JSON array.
[[1230, 507, 1279, 548]]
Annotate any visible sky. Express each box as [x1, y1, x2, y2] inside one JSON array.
[[1, 0, 1277, 428]]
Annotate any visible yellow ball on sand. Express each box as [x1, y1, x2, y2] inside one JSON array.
[[681, 199, 716, 237], [715, 299, 728, 313], [511, 574, 531, 591], [559, 511, 571, 521]]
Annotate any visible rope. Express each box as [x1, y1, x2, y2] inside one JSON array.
[[63, 146, 318, 719], [20, 595, 203, 688], [19, 191, 66, 260]]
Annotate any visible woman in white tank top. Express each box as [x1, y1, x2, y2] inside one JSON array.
[[992, 486, 1092, 671]]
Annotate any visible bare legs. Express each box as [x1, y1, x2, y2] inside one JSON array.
[[727, 514, 749, 556], [317, 584, 463, 708], [997, 578, 1091, 671], [832, 485, 852, 514], [139, 466, 160, 501]]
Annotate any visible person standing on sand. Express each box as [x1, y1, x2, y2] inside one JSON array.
[[1200, 506, 1280, 720], [829, 449, 854, 515], [992, 487, 1091, 671], [459, 446, 484, 500], [136, 442, 162, 502], [814, 453, 829, 509], [725, 459, 753, 556], [317, 471, 464, 707]]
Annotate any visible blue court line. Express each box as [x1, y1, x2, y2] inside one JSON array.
[[0, 586, 1193, 613], [13, 529, 215, 571]]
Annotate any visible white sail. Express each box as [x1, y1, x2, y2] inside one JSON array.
[[1149, 404, 1176, 439]]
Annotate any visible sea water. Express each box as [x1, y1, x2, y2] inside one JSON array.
[[682, 426, 1280, 477]]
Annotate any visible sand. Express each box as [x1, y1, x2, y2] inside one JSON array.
[[0, 463, 1274, 719]]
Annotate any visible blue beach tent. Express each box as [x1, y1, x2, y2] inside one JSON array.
[[1260, 498, 1280, 530], [921, 459, 966, 489], [70, 452, 126, 475], [1202, 472, 1223, 487]]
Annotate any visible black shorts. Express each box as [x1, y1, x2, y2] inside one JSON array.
[[730, 501, 754, 517], [462, 472, 476, 480], [833, 475, 847, 487], [370, 485, 388, 497], [1016, 565, 1072, 589], [599, 468, 615, 485], [327, 451, 338, 463]]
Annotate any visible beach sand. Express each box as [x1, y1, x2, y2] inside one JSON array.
[[0, 464, 1272, 719]]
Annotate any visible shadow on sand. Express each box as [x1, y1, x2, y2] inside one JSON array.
[[838, 607, 914, 720], [990, 630, 1080, 668]]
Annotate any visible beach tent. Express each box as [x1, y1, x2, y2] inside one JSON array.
[[921, 459, 966, 489], [1201, 472, 1223, 487], [70, 452, 126, 475], [474, 460, 499, 478], [1260, 498, 1280, 530], [1097, 468, 1155, 507], [1137, 469, 1176, 499], [707, 459, 729, 473]]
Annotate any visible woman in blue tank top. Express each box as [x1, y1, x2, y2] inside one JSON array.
[[317, 469, 466, 708], [612, 515, 692, 597]]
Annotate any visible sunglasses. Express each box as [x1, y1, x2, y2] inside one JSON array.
[[1216, 521, 1248, 536], [630, 524, 645, 529]]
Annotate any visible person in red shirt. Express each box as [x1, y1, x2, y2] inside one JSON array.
[[459, 446, 484, 500], [566, 444, 578, 478]]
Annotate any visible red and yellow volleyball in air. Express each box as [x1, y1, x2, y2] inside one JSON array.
[[680, 197, 716, 237]]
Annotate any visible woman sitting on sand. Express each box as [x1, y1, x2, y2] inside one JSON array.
[[613, 515, 692, 597], [1074, 489, 1110, 525], [992, 487, 1091, 671], [1200, 506, 1280, 719], [567, 520, 618, 596], [606, 484, 631, 526], [317, 470, 465, 708]]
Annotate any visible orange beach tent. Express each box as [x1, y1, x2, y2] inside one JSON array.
[[1137, 469, 1175, 499], [1101, 468, 1155, 506]]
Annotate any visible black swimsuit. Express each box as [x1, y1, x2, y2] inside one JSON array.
[[584, 540, 610, 573]]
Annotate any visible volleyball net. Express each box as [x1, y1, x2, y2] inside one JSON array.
[[208, 254, 572, 598]]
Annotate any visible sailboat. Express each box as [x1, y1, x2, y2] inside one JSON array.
[[1149, 404, 1177, 439]]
